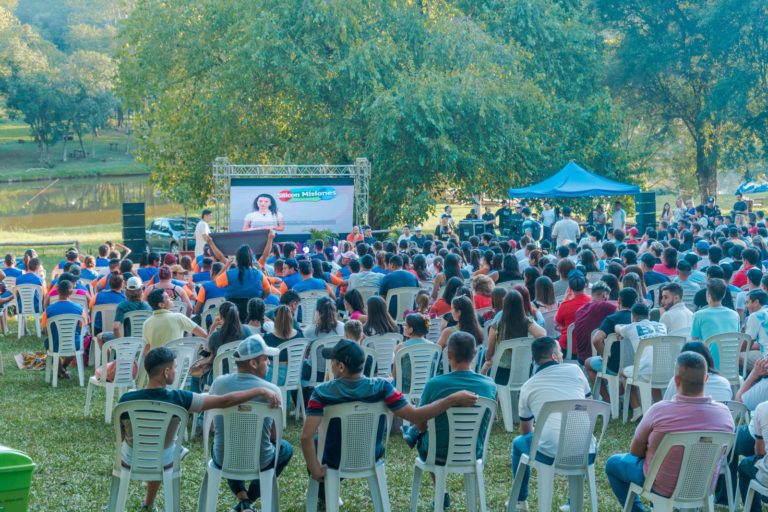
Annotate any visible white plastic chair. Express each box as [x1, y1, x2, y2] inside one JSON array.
[[564, 323, 579, 364], [44, 313, 86, 387], [646, 283, 665, 308], [410, 397, 497, 512], [123, 309, 152, 339], [704, 332, 749, 389], [507, 399, 611, 512], [394, 343, 442, 405], [541, 309, 559, 338], [622, 336, 686, 422], [306, 401, 393, 512], [623, 431, 734, 512], [4, 276, 16, 290], [85, 337, 144, 423], [15, 283, 43, 338], [426, 321, 442, 343], [197, 402, 283, 512], [201, 306, 220, 331], [585, 272, 606, 286], [384, 286, 420, 325], [212, 341, 240, 380], [298, 290, 328, 327], [270, 337, 310, 423], [489, 337, 533, 432], [107, 400, 187, 512], [169, 300, 187, 314], [364, 333, 402, 379], [719, 400, 749, 512], [165, 337, 205, 391], [70, 293, 90, 313], [299, 336, 344, 417], [356, 286, 379, 303], [90, 303, 119, 367], [592, 334, 631, 420]]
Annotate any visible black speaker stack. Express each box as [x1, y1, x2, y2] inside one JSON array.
[[635, 192, 656, 235], [122, 202, 147, 255]]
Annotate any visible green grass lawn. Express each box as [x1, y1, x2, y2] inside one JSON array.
[[0, 326, 637, 511], [0, 122, 147, 181]]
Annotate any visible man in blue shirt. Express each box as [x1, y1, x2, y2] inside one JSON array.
[[91, 273, 126, 334], [191, 257, 212, 283], [2, 254, 22, 278], [119, 347, 281, 512], [42, 280, 86, 379], [639, 253, 669, 287], [137, 252, 161, 283], [16, 257, 45, 312], [292, 260, 333, 296], [301, 339, 478, 505], [279, 258, 302, 291], [379, 255, 419, 318]]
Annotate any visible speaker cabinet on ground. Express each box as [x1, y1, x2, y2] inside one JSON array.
[[122, 202, 146, 255]]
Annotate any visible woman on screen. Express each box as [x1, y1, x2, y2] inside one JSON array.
[[242, 193, 285, 232]]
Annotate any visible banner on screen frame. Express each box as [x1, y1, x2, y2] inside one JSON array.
[[230, 178, 354, 235]]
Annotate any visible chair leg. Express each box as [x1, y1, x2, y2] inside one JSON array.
[[259, 469, 276, 512], [282, 389, 288, 425], [85, 381, 95, 416], [588, 464, 597, 512], [464, 473, 478, 512], [173, 474, 180, 512], [497, 386, 515, 432], [105, 384, 115, 424], [44, 355, 51, 383], [75, 352, 84, 387], [52, 356, 59, 388], [433, 467, 447, 512], [116, 470, 130, 512], [410, 465, 423, 512], [306, 476, 320, 512], [639, 385, 652, 416], [197, 470, 209, 512], [374, 461, 391, 512], [622, 490, 636, 512], [567, 475, 584, 512], [744, 487, 755, 512], [324, 470, 340, 512], [607, 376, 620, 419], [35, 316, 41, 337], [108, 475, 120, 512], [476, 462, 488, 512], [536, 463, 555, 512], [272, 472, 281, 512], [622, 380, 632, 423], [17, 315, 23, 339], [162, 469, 174, 512], [368, 475, 384, 512]]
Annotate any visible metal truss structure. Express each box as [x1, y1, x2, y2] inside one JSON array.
[[212, 157, 370, 231]]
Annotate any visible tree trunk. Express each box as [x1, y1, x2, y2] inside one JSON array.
[[62, 137, 68, 162], [91, 130, 96, 158], [695, 138, 718, 203]]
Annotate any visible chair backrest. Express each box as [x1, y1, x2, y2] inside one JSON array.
[[356, 286, 379, 303], [490, 338, 533, 389], [91, 303, 118, 333], [164, 338, 203, 390], [47, 314, 85, 355], [641, 431, 734, 505], [634, 336, 686, 387], [422, 397, 496, 467], [361, 346, 377, 378], [600, 333, 635, 373], [202, 296, 225, 312], [16, 284, 43, 315], [528, 399, 611, 472], [213, 341, 241, 379], [441, 345, 479, 374], [426, 321, 442, 343], [202, 306, 220, 331], [541, 309, 558, 338], [682, 288, 698, 312], [270, 338, 309, 390], [704, 332, 749, 385], [111, 400, 188, 480], [565, 323, 576, 360], [720, 400, 749, 429], [316, 401, 391, 474], [298, 290, 327, 325], [364, 333, 402, 379], [206, 402, 283, 479], [124, 309, 152, 339], [4, 276, 16, 289], [394, 343, 442, 402], [497, 280, 523, 292], [308, 336, 344, 386], [95, 266, 110, 276], [384, 287, 420, 324], [70, 293, 89, 312], [97, 337, 145, 387], [586, 272, 606, 285], [165, 336, 206, 353], [169, 300, 186, 314], [646, 283, 665, 308]]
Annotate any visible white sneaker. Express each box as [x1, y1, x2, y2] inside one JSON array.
[[516, 501, 529, 512], [559, 505, 570, 512]]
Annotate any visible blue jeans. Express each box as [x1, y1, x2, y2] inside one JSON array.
[[605, 453, 647, 512]]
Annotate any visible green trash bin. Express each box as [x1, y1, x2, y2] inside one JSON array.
[[0, 445, 35, 512]]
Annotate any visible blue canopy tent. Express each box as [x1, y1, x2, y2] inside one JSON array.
[[507, 161, 639, 198]]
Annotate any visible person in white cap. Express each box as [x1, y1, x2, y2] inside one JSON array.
[[209, 335, 293, 512], [100, 275, 151, 343]]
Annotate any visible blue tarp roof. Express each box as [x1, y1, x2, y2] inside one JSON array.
[[507, 161, 640, 198]]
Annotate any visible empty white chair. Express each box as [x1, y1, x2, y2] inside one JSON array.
[[364, 333, 402, 379], [15, 283, 43, 338], [507, 399, 611, 512], [704, 332, 749, 389], [394, 343, 442, 405], [270, 337, 310, 423], [592, 334, 631, 420], [85, 337, 144, 423], [410, 397, 497, 512], [107, 400, 187, 512], [623, 431, 734, 512], [90, 303, 119, 367], [622, 336, 686, 422], [197, 403, 283, 512], [298, 290, 328, 327], [306, 401, 393, 512], [384, 286, 420, 325], [356, 286, 379, 303], [488, 338, 533, 432], [45, 313, 86, 388], [123, 309, 152, 339]]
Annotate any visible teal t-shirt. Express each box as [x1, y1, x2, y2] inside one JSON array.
[[416, 370, 496, 463], [691, 306, 740, 368]]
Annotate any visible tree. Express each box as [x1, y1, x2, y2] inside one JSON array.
[[595, 0, 764, 201]]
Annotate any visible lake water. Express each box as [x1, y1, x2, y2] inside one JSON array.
[[2, 175, 180, 230]]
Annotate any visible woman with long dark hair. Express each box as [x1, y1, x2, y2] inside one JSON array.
[[412, 254, 431, 281], [436, 295, 484, 348], [208, 301, 254, 353], [363, 296, 399, 337], [243, 193, 285, 231], [429, 276, 464, 317], [496, 254, 522, 283], [215, 244, 271, 321], [533, 276, 557, 312], [481, 290, 545, 383], [246, 297, 274, 334], [431, 253, 467, 299], [263, 304, 302, 385], [304, 296, 345, 340], [344, 289, 367, 321]]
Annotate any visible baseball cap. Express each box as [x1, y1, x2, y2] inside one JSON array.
[[69, 265, 81, 277], [415, 226, 422, 231], [707, 196, 715, 203], [126, 276, 143, 290], [567, 270, 586, 292], [321, 339, 365, 372], [284, 258, 298, 270], [695, 240, 710, 252], [233, 335, 279, 361], [627, 227, 638, 236]]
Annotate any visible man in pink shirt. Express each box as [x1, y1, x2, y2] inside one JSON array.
[[605, 351, 734, 511]]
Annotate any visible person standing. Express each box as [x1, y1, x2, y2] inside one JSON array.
[[612, 201, 626, 232], [551, 207, 580, 247], [540, 202, 556, 241], [593, 205, 607, 237], [482, 206, 497, 236], [194, 209, 213, 258], [496, 200, 513, 238]]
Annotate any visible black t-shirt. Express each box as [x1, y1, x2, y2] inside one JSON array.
[[598, 310, 631, 373], [496, 207, 512, 229], [733, 201, 748, 214], [410, 234, 426, 247]]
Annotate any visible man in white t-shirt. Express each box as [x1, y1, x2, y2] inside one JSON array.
[[397, 225, 412, 244], [511, 336, 592, 511], [551, 206, 580, 247], [612, 201, 626, 231], [618, 303, 667, 419], [194, 209, 213, 257], [743, 290, 768, 373], [658, 283, 693, 334]]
